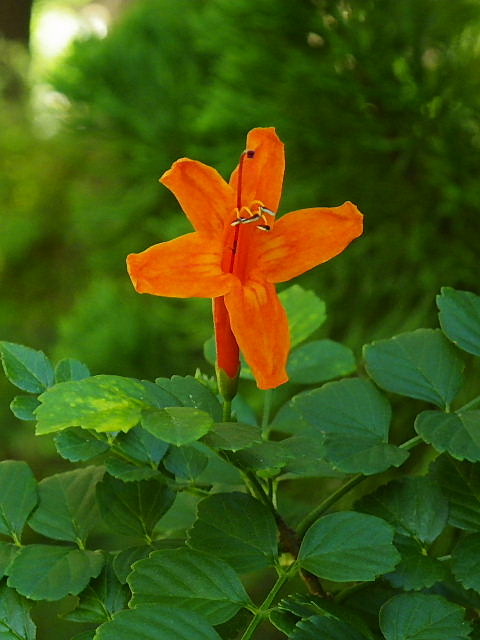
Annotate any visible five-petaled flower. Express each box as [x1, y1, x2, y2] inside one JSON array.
[[127, 127, 363, 391]]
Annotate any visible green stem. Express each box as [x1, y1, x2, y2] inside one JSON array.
[[459, 394, 480, 412], [240, 572, 291, 640], [297, 433, 425, 537], [297, 473, 365, 537], [261, 389, 273, 435], [223, 398, 232, 422]]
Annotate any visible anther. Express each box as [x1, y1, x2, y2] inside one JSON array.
[[260, 206, 276, 217], [257, 224, 271, 232]]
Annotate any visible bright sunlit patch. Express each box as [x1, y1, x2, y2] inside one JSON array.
[[34, 8, 81, 59]]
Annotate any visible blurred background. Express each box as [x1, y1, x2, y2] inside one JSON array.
[[1, 0, 479, 636], [2, 0, 480, 451]]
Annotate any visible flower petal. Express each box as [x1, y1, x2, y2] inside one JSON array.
[[224, 280, 290, 390], [160, 159, 235, 234], [251, 202, 364, 283], [127, 232, 235, 298], [230, 127, 285, 212]]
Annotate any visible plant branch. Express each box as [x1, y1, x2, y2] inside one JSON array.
[[240, 571, 291, 640]]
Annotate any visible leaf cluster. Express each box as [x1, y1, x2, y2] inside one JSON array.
[[1, 285, 480, 639]]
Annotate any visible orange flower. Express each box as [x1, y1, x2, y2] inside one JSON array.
[[127, 128, 363, 390]]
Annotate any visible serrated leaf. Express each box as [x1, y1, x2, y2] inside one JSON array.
[[28, 466, 104, 545], [451, 533, 480, 592], [202, 422, 262, 452], [113, 427, 169, 466], [0, 461, 37, 542], [7, 545, 104, 600], [363, 329, 464, 409], [155, 375, 222, 421], [385, 535, 447, 591], [288, 339, 356, 384], [129, 548, 251, 624], [0, 542, 19, 579], [437, 287, 480, 356], [356, 477, 448, 543], [187, 492, 278, 573], [379, 593, 471, 640], [415, 410, 480, 461], [299, 512, 399, 582], [72, 632, 95, 640], [96, 475, 175, 539], [35, 375, 167, 435], [54, 428, 110, 462], [164, 445, 208, 481], [112, 540, 182, 583], [105, 457, 159, 482], [275, 593, 376, 640], [142, 407, 213, 445], [279, 435, 338, 478], [279, 285, 326, 347], [0, 342, 54, 393], [229, 440, 293, 475], [281, 378, 406, 475], [0, 583, 36, 639], [63, 555, 129, 623], [291, 616, 369, 640], [9, 396, 40, 421], [94, 605, 222, 640], [55, 358, 91, 382], [430, 456, 480, 531]]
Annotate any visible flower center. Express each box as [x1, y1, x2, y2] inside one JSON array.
[[222, 149, 277, 281]]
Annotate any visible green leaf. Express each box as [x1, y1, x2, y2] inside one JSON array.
[[54, 428, 110, 462], [112, 540, 182, 583], [274, 593, 376, 640], [363, 329, 464, 409], [55, 358, 91, 382], [0, 461, 37, 541], [379, 593, 471, 640], [279, 285, 326, 347], [279, 435, 338, 478], [142, 407, 214, 445], [7, 545, 104, 600], [94, 605, 222, 640], [437, 287, 480, 356], [128, 548, 251, 624], [96, 475, 175, 539], [72, 632, 95, 640], [385, 535, 448, 591], [113, 426, 169, 466], [63, 555, 129, 623], [105, 457, 159, 482], [164, 445, 208, 481], [0, 583, 36, 639], [282, 378, 407, 474], [35, 375, 166, 435], [451, 533, 480, 592], [291, 616, 369, 640], [430, 456, 480, 531], [298, 512, 399, 582], [356, 477, 448, 543], [288, 339, 356, 384], [415, 410, 480, 461], [187, 492, 278, 573], [10, 395, 40, 421], [0, 342, 54, 393], [229, 440, 293, 476], [0, 542, 19, 579], [155, 375, 222, 421], [57, 431, 110, 463], [28, 466, 104, 545], [202, 422, 262, 452]]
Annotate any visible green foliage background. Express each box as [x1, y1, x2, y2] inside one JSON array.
[[2, 0, 480, 460]]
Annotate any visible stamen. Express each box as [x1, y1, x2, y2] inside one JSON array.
[[260, 206, 276, 217], [257, 224, 271, 232]]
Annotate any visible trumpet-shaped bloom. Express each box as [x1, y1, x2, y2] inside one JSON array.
[[127, 127, 363, 390]]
